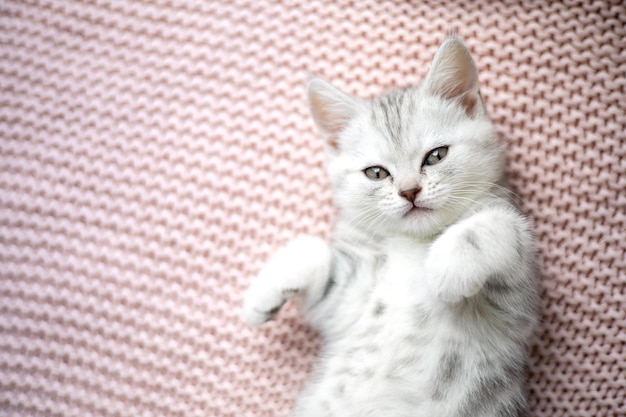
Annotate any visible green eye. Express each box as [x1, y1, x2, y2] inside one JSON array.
[[424, 146, 449, 166], [363, 166, 390, 180]]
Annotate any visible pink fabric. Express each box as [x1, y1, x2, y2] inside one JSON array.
[[1, 1, 625, 416]]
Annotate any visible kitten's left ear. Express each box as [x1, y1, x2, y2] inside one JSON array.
[[424, 37, 483, 116]]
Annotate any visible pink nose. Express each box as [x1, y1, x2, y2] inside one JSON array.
[[399, 187, 421, 203]]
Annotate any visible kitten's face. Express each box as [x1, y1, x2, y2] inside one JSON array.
[[329, 91, 503, 238], [308, 37, 505, 238]]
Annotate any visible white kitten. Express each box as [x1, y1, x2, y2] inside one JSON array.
[[244, 36, 539, 417]]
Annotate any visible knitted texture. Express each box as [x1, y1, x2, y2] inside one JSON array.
[[1, 1, 625, 416]]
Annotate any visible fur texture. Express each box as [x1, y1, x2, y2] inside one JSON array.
[[244, 37, 539, 417]]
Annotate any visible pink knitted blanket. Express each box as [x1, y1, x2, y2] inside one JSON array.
[[1, 1, 624, 416]]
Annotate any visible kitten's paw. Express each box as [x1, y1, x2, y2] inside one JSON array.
[[426, 227, 488, 303], [243, 281, 299, 327], [242, 235, 331, 326], [243, 258, 303, 327]]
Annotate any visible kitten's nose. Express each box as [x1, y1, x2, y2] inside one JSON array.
[[399, 187, 421, 203]]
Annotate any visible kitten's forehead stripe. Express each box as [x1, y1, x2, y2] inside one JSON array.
[[371, 89, 414, 147]]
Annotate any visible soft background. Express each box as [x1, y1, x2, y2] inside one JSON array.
[[1, 1, 625, 416]]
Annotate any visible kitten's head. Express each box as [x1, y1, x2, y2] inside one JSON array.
[[308, 37, 506, 239]]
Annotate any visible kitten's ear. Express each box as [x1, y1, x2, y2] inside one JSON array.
[[424, 37, 482, 116], [307, 77, 362, 150]]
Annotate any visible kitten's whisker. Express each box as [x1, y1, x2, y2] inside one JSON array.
[[348, 207, 388, 234], [452, 181, 521, 200], [444, 195, 491, 211], [449, 187, 516, 203]]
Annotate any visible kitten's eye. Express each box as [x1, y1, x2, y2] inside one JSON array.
[[423, 146, 449, 166], [363, 166, 390, 180]]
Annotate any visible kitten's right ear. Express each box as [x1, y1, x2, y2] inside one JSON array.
[[423, 36, 481, 116], [307, 77, 361, 151]]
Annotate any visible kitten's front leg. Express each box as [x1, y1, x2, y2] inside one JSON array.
[[243, 235, 333, 327], [426, 207, 530, 303]]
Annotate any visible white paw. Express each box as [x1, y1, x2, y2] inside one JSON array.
[[243, 264, 299, 327], [426, 226, 487, 303], [242, 235, 331, 327]]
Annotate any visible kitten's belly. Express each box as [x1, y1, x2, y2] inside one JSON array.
[[297, 303, 443, 417], [297, 246, 445, 417]]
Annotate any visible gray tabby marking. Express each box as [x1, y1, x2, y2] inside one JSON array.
[[431, 349, 462, 400], [484, 275, 513, 294], [465, 230, 480, 250], [320, 276, 336, 301], [373, 302, 386, 316], [455, 373, 514, 417], [371, 90, 412, 145]]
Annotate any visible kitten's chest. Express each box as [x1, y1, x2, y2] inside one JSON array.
[[337, 238, 437, 348], [330, 237, 437, 347], [374, 237, 432, 307]]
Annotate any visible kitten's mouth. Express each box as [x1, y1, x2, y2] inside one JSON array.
[[403, 205, 433, 217]]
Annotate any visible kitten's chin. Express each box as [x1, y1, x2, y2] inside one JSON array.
[[398, 208, 450, 239]]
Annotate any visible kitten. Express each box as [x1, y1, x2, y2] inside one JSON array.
[[243, 36, 539, 417]]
